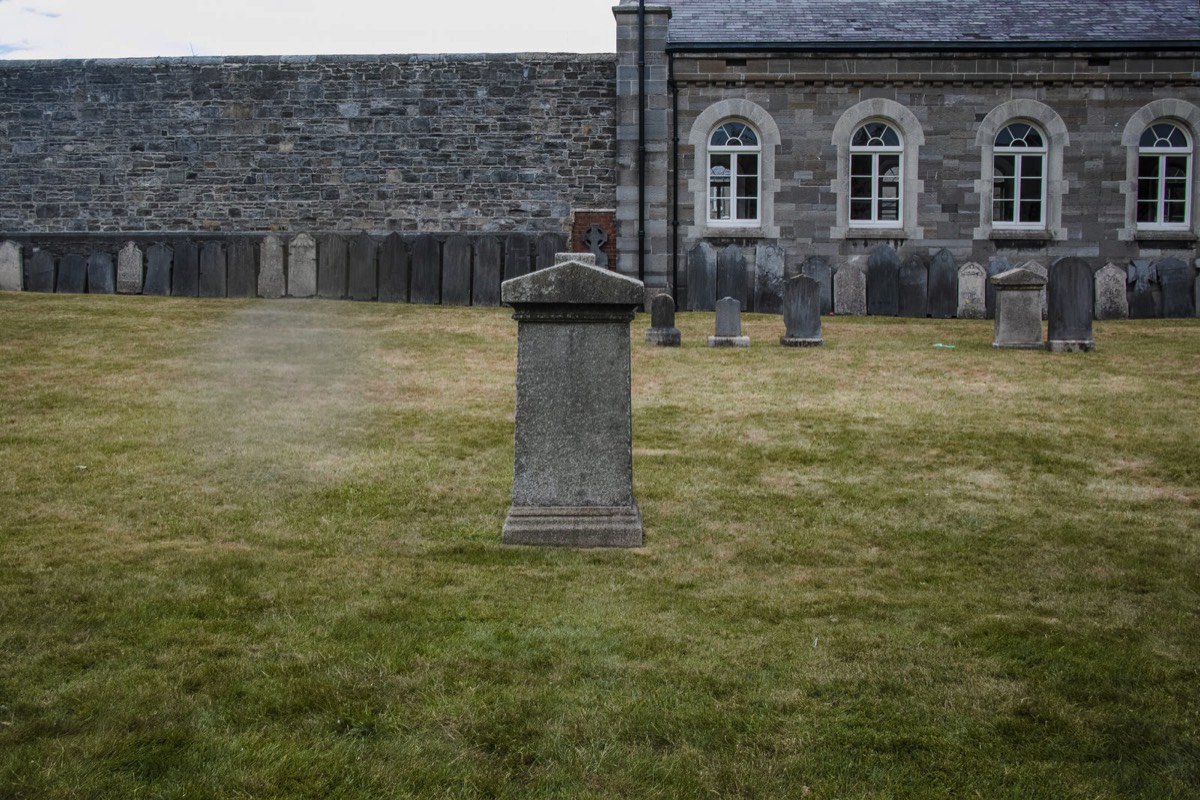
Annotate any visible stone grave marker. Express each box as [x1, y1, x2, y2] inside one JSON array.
[[472, 235, 503, 307], [985, 256, 1011, 319], [645, 292, 681, 346], [780, 275, 823, 347], [317, 234, 347, 300], [288, 233, 317, 298], [501, 257, 645, 548], [504, 233, 532, 282], [86, 253, 115, 294], [116, 242, 143, 295], [866, 245, 900, 316], [0, 241, 21, 291], [378, 233, 409, 303], [1126, 260, 1159, 319], [957, 262, 987, 319], [1157, 257, 1194, 318], [227, 239, 257, 298], [348, 232, 378, 301], [1019, 260, 1049, 319], [753, 244, 785, 315], [535, 232, 566, 271], [709, 297, 750, 347], [172, 241, 200, 297], [57, 254, 87, 294], [1047, 257, 1095, 352], [991, 267, 1046, 349], [717, 244, 748, 309], [582, 223, 609, 268], [686, 241, 717, 311], [258, 236, 285, 299], [144, 243, 173, 296], [898, 253, 929, 318], [1093, 263, 1127, 320], [1195, 260, 1200, 318], [800, 256, 833, 315], [928, 249, 958, 319], [442, 235, 473, 306], [834, 261, 867, 316], [27, 251, 55, 293], [198, 242, 227, 298], [410, 234, 441, 304]]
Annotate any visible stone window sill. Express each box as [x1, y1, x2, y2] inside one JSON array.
[[1134, 229, 1197, 243], [990, 228, 1052, 242], [845, 228, 908, 240], [698, 225, 768, 239]]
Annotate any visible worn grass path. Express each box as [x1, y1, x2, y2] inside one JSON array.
[[1, 293, 1197, 798]]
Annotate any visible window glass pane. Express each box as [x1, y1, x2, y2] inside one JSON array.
[[1020, 177, 1043, 203], [1142, 122, 1188, 149], [850, 199, 872, 220], [737, 198, 758, 220], [850, 176, 872, 200], [1165, 156, 1188, 178], [1137, 179, 1160, 204], [710, 126, 730, 147], [737, 154, 759, 177], [1019, 199, 1042, 224], [737, 126, 758, 147], [994, 199, 1015, 223], [1164, 202, 1187, 224], [851, 126, 871, 148], [1023, 154, 1044, 179], [994, 154, 1015, 179], [850, 154, 872, 177], [736, 175, 759, 199], [1137, 201, 1159, 224]]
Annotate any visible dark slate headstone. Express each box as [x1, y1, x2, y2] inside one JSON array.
[[1126, 260, 1159, 319], [27, 250, 56, 293], [985, 256, 1011, 319], [348, 232, 378, 301], [686, 241, 717, 311], [442, 235, 472, 306], [1157, 257, 1194, 318], [410, 234, 441, 305], [57, 254, 87, 294], [317, 234, 347, 300], [172, 241, 199, 297], [753, 244, 785, 315], [898, 253, 929, 318], [1047, 257, 1095, 352], [378, 233, 409, 303], [505, 234, 532, 282], [799, 256, 833, 315], [780, 275, 822, 346], [866, 245, 899, 317], [144, 243, 173, 296], [198, 242, 227, 298], [472, 235, 503, 307], [928, 249, 958, 319], [717, 244, 748, 309], [709, 296, 749, 347], [582, 224, 609, 268], [535, 232, 566, 271], [86, 253, 115, 294], [227, 239, 257, 298], [645, 293, 681, 346]]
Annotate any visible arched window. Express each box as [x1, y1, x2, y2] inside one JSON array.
[[849, 122, 903, 225], [707, 120, 761, 225], [1137, 122, 1192, 229], [993, 122, 1048, 228]]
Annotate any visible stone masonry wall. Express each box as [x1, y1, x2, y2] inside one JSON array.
[[0, 54, 616, 235]]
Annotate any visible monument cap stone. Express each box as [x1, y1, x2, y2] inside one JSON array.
[[503, 257, 642, 308]]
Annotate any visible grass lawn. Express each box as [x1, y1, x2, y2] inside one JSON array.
[[1, 292, 1198, 799]]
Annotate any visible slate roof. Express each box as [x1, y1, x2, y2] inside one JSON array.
[[648, 0, 1200, 49]]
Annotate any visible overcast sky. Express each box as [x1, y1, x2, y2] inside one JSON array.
[[0, 0, 620, 60]]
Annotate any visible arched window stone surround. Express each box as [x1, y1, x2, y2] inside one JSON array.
[[831, 99, 925, 240], [974, 100, 1069, 242], [687, 99, 781, 239], [1119, 99, 1200, 242]]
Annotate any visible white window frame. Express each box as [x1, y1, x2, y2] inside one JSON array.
[[1136, 122, 1192, 232], [849, 121, 904, 228], [1119, 100, 1200, 242], [706, 120, 761, 228], [992, 121, 1049, 231], [687, 99, 781, 240]]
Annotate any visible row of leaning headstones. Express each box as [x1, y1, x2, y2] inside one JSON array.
[[685, 242, 1200, 320], [0, 232, 567, 305]]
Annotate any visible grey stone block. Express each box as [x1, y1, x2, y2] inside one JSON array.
[[288, 233, 317, 298], [717, 244, 747, 309], [898, 253, 928, 318], [144, 243, 173, 296], [686, 241, 717, 311], [27, 251, 55, 293], [753, 244, 785, 315], [867, 245, 899, 317], [645, 292, 681, 346], [781, 275, 823, 346], [992, 267, 1046, 349], [348, 232, 378, 301], [317, 234, 347, 300], [1158, 257, 1194, 318], [1093, 263, 1127, 320], [928, 249, 958, 319], [834, 262, 866, 316], [800, 256, 832, 315], [442, 235, 472, 306], [1047, 257, 1095, 352], [116, 242, 143, 295], [227, 239, 257, 298], [259, 236, 285, 299], [379, 233, 409, 303], [709, 296, 750, 347], [172, 242, 199, 297], [57, 254, 86, 294], [0, 241, 21, 292], [473, 236, 502, 307], [198, 242, 227, 298], [410, 234, 441, 305], [86, 253, 115, 294], [957, 262, 986, 319]]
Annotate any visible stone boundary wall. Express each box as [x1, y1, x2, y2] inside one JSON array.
[[0, 53, 616, 235]]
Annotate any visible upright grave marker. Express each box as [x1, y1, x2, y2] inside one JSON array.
[[57, 254, 86, 294], [259, 236, 285, 299], [1157, 257, 1194, 318], [472, 236, 503, 307], [1126, 260, 1158, 319], [378, 233, 409, 303], [348, 232, 378, 301], [172, 241, 199, 297], [687, 241, 717, 311], [27, 251, 55, 293], [753, 244, 785, 315], [116, 242, 143, 295], [866, 245, 899, 316], [198, 242, 227, 298], [87, 253, 115, 294], [898, 253, 928, 318], [317, 234, 347, 300], [708, 297, 750, 348], [957, 262, 986, 319], [1093, 263, 1127, 320], [799, 256, 833, 315], [985, 256, 1011, 319], [1047, 257, 1095, 352], [227, 239, 257, 298], [144, 243, 173, 296], [288, 233, 317, 298], [991, 267, 1046, 349], [410, 234, 441, 304], [834, 262, 866, 315], [442, 235, 472, 306], [780, 275, 823, 347], [501, 257, 645, 548], [717, 244, 748, 309], [504, 233, 532, 282], [0, 241, 21, 291], [928, 249, 958, 319], [645, 293, 681, 346]]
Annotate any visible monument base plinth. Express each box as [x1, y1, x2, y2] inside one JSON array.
[[1047, 339, 1095, 353], [502, 504, 643, 548], [780, 337, 823, 347], [708, 335, 750, 348], [645, 327, 681, 346]]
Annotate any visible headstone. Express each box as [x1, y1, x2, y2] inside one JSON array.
[[410, 234, 441, 304], [991, 268, 1046, 349], [1093, 263, 1128, 320], [86, 253, 115, 294], [753, 244, 785, 315], [258, 236, 285, 299], [116, 242, 143, 295], [1018, 260, 1049, 319], [1195, 260, 1200, 319], [144, 243, 173, 296], [198, 242, 227, 298], [227, 239, 257, 298], [780, 275, 823, 347], [1126, 260, 1159, 319], [0, 240, 21, 291], [57, 254, 86, 294], [535, 232, 566, 271], [582, 223, 609, 268], [1047, 257, 1095, 352], [472, 235, 503, 306], [717, 244, 748, 309], [27, 251, 55, 293], [686, 241, 717, 311], [348, 232, 378, 301], [866, 245, 900, 316], [957, 262, 987, 319], [984, 256, 1011, 319], [1157, 257, 1194, 318], [708, 297, 750, 348], [501, 258, 645, 548], [928, 249, 958, 319], [288, 233, 317, 298], [378, 233, 409, 303], [442, 235, 472, 306], [833, 261, 867, 315], [317, 234, 347, 300], [897, 253, 929, 318], [645, 293, 681, 346], [504, 233, 532, 282], [799, 256, 833, 315], [172, 241, 200, 297]]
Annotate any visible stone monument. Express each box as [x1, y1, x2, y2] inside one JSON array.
[[501, 256, 644, 548], [1093, 263, 1128, 321], [645, 293, 681, 347], [0, 240, 23, 292], [1046, 257, 1095, 352], [957, 262, 987, 319], [991, 267, 1046, 349], [116, 242, 143, 295], [780, 275, 823, 346], [708, 297, 750, 347]]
